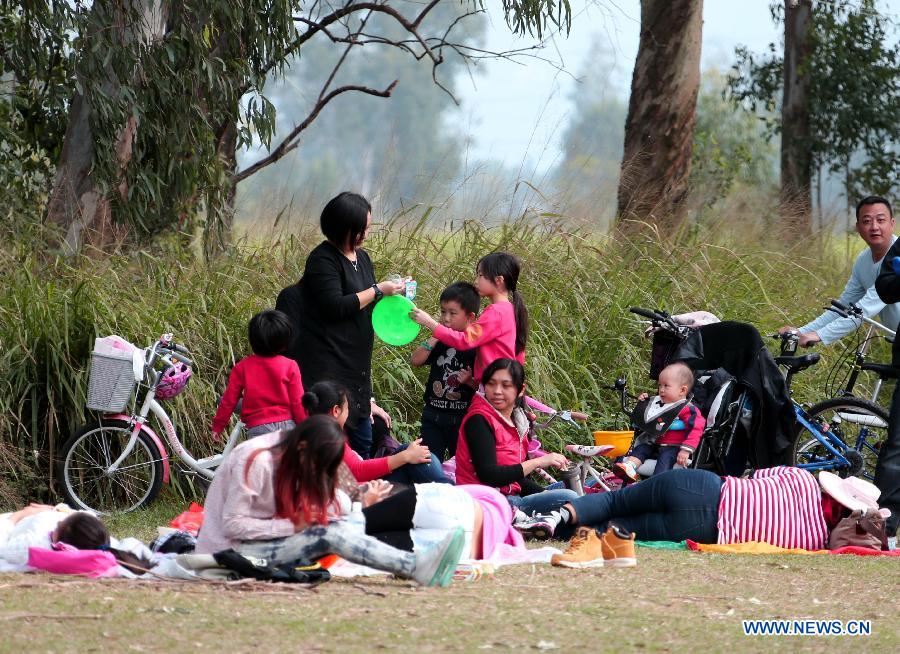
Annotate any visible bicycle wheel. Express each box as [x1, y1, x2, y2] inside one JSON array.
[[59, 419, 164, 513], [793, 397, 888, 480]]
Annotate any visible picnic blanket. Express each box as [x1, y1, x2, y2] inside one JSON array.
[[685, 540, 900, 556]]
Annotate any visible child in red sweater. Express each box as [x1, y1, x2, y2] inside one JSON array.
[[211, 310, 307, 439], [410, 252, 528, 381]]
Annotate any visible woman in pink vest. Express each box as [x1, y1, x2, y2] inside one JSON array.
[[455, 358, 577, 517]]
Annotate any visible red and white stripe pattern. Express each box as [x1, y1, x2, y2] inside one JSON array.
[[717, 467, 829, 550]]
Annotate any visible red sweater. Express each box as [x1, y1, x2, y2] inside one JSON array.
[[342, 443, 391, 482], [433, 301, 526, 382], [656, 403, 705, 452], [211, 354, 307, 434]]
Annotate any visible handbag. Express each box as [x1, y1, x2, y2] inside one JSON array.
[[828, 508, 889, 551]]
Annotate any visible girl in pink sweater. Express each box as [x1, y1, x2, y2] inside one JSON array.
[[411, 252, 528, 381], [211, 310, 307, 440]]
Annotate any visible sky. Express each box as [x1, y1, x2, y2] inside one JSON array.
[[453, 0, 896, 171]]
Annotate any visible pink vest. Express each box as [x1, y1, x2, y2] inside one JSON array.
[[455, 394, 526, 495]]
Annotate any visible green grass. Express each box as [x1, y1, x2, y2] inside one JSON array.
[[0, 214, 884, 505]]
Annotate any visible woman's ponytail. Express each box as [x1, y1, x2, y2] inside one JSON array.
[[301, 391, 321, 414], [302, 382, 349, 416]]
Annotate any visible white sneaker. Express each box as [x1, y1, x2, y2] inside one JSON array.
[[412, 526, 465, 587], [513, 511, 562, 540]]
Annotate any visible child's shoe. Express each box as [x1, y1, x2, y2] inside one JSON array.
[[550, 527, 605, 568], [599, 524, 637, 567], [613, 461, 639, 484], [513, 511, 561, 540]]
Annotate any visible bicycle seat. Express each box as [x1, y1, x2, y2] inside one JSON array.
[[774, 353, 820, 372], [860, 362, 900, 380], [565, 444, 615, 458]]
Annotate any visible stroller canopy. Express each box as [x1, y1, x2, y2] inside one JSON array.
[[673, 321, 795, 469]]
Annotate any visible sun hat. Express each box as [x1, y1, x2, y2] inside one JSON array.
[[818, 471, 891, 518]]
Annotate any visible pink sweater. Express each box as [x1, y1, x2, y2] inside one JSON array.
[[211, 354, 307, 434], [343, 443, 391, 482], [433, 301, 525, 382]]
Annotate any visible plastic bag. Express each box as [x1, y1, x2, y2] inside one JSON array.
[[169, 502, 204, 536]]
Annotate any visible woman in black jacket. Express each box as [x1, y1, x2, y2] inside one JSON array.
[[277, 192, 404, 458]]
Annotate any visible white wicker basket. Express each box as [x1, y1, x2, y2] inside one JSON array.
[[86, 351, 136, 412]]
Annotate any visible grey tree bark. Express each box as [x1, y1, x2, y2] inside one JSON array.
[[44, 1, 166, 253], [616, 0, 704, 238], [779, 0, 813, 238]]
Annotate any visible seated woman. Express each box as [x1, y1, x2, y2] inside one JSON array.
[[454, 358, 577, 516], [526, 466, 891, 566], [0, 504, 147, 573], [195, 415, 465, 586], [302, 381, 451, 485]]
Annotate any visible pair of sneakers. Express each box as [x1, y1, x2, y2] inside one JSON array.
[[412, 526, 466, 587], [551, 524, 637, 569], [613, 461, 640, 484]]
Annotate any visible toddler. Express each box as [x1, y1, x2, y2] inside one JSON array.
[[614, 362, 705, 482], [212, 310, 306, 439]]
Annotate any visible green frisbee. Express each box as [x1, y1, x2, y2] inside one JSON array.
[[372, 295, 420, 346]]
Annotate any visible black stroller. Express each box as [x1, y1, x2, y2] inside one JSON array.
[[621, 308, 795, 476]]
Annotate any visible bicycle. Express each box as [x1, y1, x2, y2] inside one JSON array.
[[820, 299, 897, 407], [772, 312, 888, 480], [524, 400, 615, 495], [59, 333, 244, 513]]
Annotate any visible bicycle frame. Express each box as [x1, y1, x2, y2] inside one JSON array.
[[104, 339, 243, 483], [792, 404, 853, 472]]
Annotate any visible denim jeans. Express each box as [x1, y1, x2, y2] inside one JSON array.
[[507, 488, 579, 515], [420, 408, 465, 462], [876, 382, 900, 533], [569, 468, 722, 543], [630, 442, 680, 476], [383, 444, 453, 485], [346, 416, 374, 459], [237, 518, 416, 578]]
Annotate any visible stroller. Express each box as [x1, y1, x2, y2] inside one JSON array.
[[623, 308, 794, 476]]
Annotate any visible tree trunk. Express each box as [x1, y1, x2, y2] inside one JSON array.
[[616, 0, 704, 238], [780, 0, 813, 239], [44, 1, 166, 253]]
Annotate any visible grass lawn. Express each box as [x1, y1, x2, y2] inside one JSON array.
[[0, 514, 896, 653]]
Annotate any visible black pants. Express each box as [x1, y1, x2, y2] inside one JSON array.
[[419, 407, 464, 462], [362, 486, 417, 551], [876, 383, 900, 533]]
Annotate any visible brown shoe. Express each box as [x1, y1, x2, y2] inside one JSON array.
[[550, 527, 605, 568], [600, 524, 637, 567]]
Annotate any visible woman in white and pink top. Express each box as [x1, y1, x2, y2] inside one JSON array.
[[524, 467, 889, 549], [195, 415, 465, 587]]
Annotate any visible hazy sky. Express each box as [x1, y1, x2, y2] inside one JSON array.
[[454, 0, 896, 171]]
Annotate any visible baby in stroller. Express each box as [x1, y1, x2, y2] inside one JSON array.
[[614, 362, 706, 483]]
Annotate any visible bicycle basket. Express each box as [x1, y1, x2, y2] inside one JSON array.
[[86, 351, 137, 412]]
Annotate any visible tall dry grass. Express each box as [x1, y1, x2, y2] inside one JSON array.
[[0, 211, 873, 505]]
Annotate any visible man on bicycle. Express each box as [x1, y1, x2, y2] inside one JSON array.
[[780, 196, 898, 347]]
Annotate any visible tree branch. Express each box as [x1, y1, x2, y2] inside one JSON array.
[[233, 80, 398, 183]]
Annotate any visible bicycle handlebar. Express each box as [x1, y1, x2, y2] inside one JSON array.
[[629, 306, 660, 320]]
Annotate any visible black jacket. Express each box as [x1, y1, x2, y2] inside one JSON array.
[[276, 241, 377, 422], [674, 321, 795, 469], [874, 238, 900, 365]]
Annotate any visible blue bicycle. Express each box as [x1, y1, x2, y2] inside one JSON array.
[[778, 318, 888, 480]]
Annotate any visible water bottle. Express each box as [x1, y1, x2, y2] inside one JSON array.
[[405, 279, 417, 301]]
